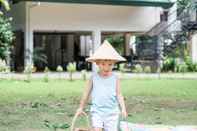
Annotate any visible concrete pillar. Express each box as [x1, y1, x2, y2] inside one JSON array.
[[85, 35, 93, 56], [24, 2, 40, 68], [191, 33, 197, 63], [53, 35, 61, 66], [157, 35, 164, 70], [66, 34, 74, 62], [24, 2, 36, 68], [24, 27, 34, 67], [125, 33, 131, 56], [80, 35, 86, 56], [92, 30, 101, 72]]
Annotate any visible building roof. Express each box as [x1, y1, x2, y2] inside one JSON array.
[[13, 0, 174, 8]]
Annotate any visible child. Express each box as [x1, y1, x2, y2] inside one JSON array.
[[75, 40, 127, 131]]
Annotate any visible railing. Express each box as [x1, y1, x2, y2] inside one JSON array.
[[146, 1, 197, 36]]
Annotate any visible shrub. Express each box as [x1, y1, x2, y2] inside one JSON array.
[[176, 63, 188, 73], [0, 16, 14, 60], [144, 66, 151, 73], [133, 64, 143, 73], [24, 64, 34, 82], [119, 63, 126, 72], [43, 67, 50, 82], [56, 65, 63, 80], [184, 56, 195, 72], [162, 56, 175, 72], [0, 59, 8, 72], [56, 65, 63, 72], [194, 63, 197, 72], [66, 62, 76, 81], [81, 69, 87, 81]]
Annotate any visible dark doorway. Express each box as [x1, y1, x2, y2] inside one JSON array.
[[11, 30, 24, 72], [34, 31, 92, 71]]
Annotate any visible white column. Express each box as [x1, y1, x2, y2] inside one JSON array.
[[24, 2, 34, 67], [85, 35, 92, 56], [80, 35, 86, 56], [192, 33, 197, 63], [125, 33, 131, 56], [24, 2, 40, 68], [92, 30, 101, 72], [67, 34, 74, 61]]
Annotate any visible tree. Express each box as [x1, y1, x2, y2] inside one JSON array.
[[0, 0, 10, 13], [0, 0, 14, 61]]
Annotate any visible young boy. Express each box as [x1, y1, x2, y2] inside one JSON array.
[[76, 40, 127, 131]]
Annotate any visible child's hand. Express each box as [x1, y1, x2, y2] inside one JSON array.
[[76, 108, 85, 116]]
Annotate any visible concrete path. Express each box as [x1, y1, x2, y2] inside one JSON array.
[[1, 72, 197, 80], [120, 122, 197, 131]]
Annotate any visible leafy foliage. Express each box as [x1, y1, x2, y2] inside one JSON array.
[[163, 32, 188, 58], [176, 62, 188, 73], [0, 58, 9, 72], [56, 65, 63, 72], [144, 66, 151, 73], [67, 62, 76, 81], [43, 67, 50, 82], [106, 35, 124, 55], [0, 16, 14, 60], [162, 56, 176, 72], [0, 0, 10, 14], [81, 69, 87, 81], [132, 64, 143, 73], [44, 120, 70, 131], [33, 47, 48, 65]]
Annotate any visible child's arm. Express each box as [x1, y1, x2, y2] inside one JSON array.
[[76, 79, 92, 115], [116, 77, 128, 118]]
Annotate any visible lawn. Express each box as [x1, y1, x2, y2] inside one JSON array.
[[0, 79, 197, 131]]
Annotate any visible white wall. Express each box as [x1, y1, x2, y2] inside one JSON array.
[[9, 1, 163, 67], [192, 33, 197, 63], [11, 2, 161, 32]]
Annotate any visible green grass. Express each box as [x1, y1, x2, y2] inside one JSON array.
[[0, 79, 197, 131]]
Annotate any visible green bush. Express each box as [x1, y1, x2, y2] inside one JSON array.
[[81, 69, 87, 81], [119, 63, 126, 72], [184, 56, 196, 72], [0, 16, 14, 60], [194, 63, 197, 72], [56, 65, 63, 80], [176, 63, 188, 73], [56, 65, 63, 72], [66, 62, 76, 81], [162, 56, 176, 72], [0, 59, 7, 72], [43, 67, 50, 82], [23, 64, 34, 82], [133, 64, 143, 73], [144, 66, 151, 73]]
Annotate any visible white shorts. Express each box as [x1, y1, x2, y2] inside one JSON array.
[[91, 112, 120, 131]]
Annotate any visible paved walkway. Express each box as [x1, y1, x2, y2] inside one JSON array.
[[0, 72, 197, 80], [120, 122, 197, 131]]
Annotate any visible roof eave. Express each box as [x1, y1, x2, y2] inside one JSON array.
[[12, 0, 174, 8]]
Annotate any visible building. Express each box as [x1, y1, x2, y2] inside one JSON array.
[[9, 0, 174, 71]]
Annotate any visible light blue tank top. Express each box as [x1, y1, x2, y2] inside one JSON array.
[[90, 72, 120, 115]]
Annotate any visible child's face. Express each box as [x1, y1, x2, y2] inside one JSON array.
[[96, 60, 116, 74]]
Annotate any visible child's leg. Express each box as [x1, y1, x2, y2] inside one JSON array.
[[91, 113, 104, 130], [103, 113, 119, 131]]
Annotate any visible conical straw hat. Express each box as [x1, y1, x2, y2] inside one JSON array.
[[86, 40, 126, 62]]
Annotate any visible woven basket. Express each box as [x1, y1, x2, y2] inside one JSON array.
[[70, 112, 92, 131]]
